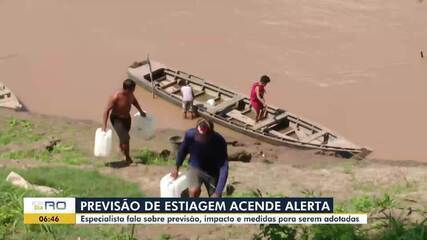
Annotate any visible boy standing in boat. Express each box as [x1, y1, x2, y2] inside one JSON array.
[[180, 80, 195, 119], [171, 119, 229, 198], [250, 75, 271, 122], [102, 79, 146, 164]]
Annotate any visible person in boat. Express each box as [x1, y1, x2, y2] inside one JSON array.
[[250, 75, 271, 122], [180, 80, 195, 119], [171, 118, 228, 198], [102, 79, 146, 164]]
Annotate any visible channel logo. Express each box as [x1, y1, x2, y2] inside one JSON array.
[[25, 198, 75, 214], [31, 200, 67, 211], [32, 201, 44, 211]]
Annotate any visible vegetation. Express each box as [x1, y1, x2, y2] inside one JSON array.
[[0, 167, 143, 239], [1, 116, 426, 239], [134, 149, 172, 165], [133, 148, 188, 167], [0, 117, 89, 165], [0, 117, 42, 145], [158, 234, 173, 240], [253, 215, 426, 240], [252, 194, 426, 240], [228, 189, 284, 198], [254, 225, 297, 240]]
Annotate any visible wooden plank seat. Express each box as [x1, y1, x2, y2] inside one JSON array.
[[301, 130, 327, 143], [164, 85, 180, 94], [281, 127, 295, 136], [295, 129, 307, 141], [165, 69, 204, 85], [207, 95, 244, 114], [193, 91, 205, 98], [269, 130, 298, 141], [226, 109, 255, 126], [159, 80, 177, 89], [253, 112, 288, 130]]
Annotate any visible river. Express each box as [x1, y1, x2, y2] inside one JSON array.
[[1, 0, 426, 161]]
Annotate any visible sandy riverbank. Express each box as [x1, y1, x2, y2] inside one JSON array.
[[0, 108, 426, 239]]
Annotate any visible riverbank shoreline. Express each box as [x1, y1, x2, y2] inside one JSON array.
[[0, 108, 426, 239]]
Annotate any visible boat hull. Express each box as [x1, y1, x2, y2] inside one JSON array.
[[128, 61, 371, 158], [0, 83, 22, 110]]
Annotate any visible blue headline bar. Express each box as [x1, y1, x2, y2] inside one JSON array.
[[75, 198, 333, 213]]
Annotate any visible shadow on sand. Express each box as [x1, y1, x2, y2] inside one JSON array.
[[104, 160, 132, 168]]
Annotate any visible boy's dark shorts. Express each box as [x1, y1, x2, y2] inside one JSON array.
[[187, 166, 218, 196], [110, 114, 131, 144]]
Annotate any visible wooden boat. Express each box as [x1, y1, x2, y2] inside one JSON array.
[[0, 82, 22, 110], [128, 61, 371, 158]]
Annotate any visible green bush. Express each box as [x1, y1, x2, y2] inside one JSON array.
[[0, 185, 28, 238], [253, 224, 297, 240], [350, 196, 376, 212], [340, 194, 396, 213], [253, 194, 425, 240], [308, 224, 368, 240], [133, 149, 180, 166], [376, 214, 426, 240]]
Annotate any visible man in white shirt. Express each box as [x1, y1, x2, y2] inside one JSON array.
[[181, 80, 195, 119]]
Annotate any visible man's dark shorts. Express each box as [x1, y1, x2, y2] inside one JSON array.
[[187, 166, 218, 196], [110, 114, 131, 144]]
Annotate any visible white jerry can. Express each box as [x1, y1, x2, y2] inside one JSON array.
[[132, 112, 156, 140], [94, 128, 112, 157], [206, 99, 216, 107], [160, 172, 189, 197]]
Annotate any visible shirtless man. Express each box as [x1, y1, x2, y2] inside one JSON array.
[[102, 79, 146, 164]]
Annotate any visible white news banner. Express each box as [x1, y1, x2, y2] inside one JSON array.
[[76, 213, 368, 225], [23, 197, 368, 225]]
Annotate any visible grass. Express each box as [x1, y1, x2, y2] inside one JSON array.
[[134, 149, 172, 165], [0, 117, 43, 146], [342, 162, 355, 174], [253, 224, 297, 240], [133, 148, 188, 167], [158, 234, 173, 240], [351, 177, 418, 195], [0, 166, 144, 239], [375, 214, 427, 240], [0, 149, 50, 161], [308, 224, 368, 240], [0, 117, 89, 165], [385, 180, 418, 195], [227, 190, 262, 198], [0, 143, 89, 165], [253, 194, 426, 240], [1, 116, 426, 239], [0, 167, 143, 197], [333, 194, 396, 213], [227, 189, 285, 198]]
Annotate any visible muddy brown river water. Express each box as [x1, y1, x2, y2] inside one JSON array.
[[1, 0, 426, 161]]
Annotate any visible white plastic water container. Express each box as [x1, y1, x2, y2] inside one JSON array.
[[206, 99, 216, 107], [160, 172, 189, 197], [132, 112, 156, 140], [93, 128, 112, 157]]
